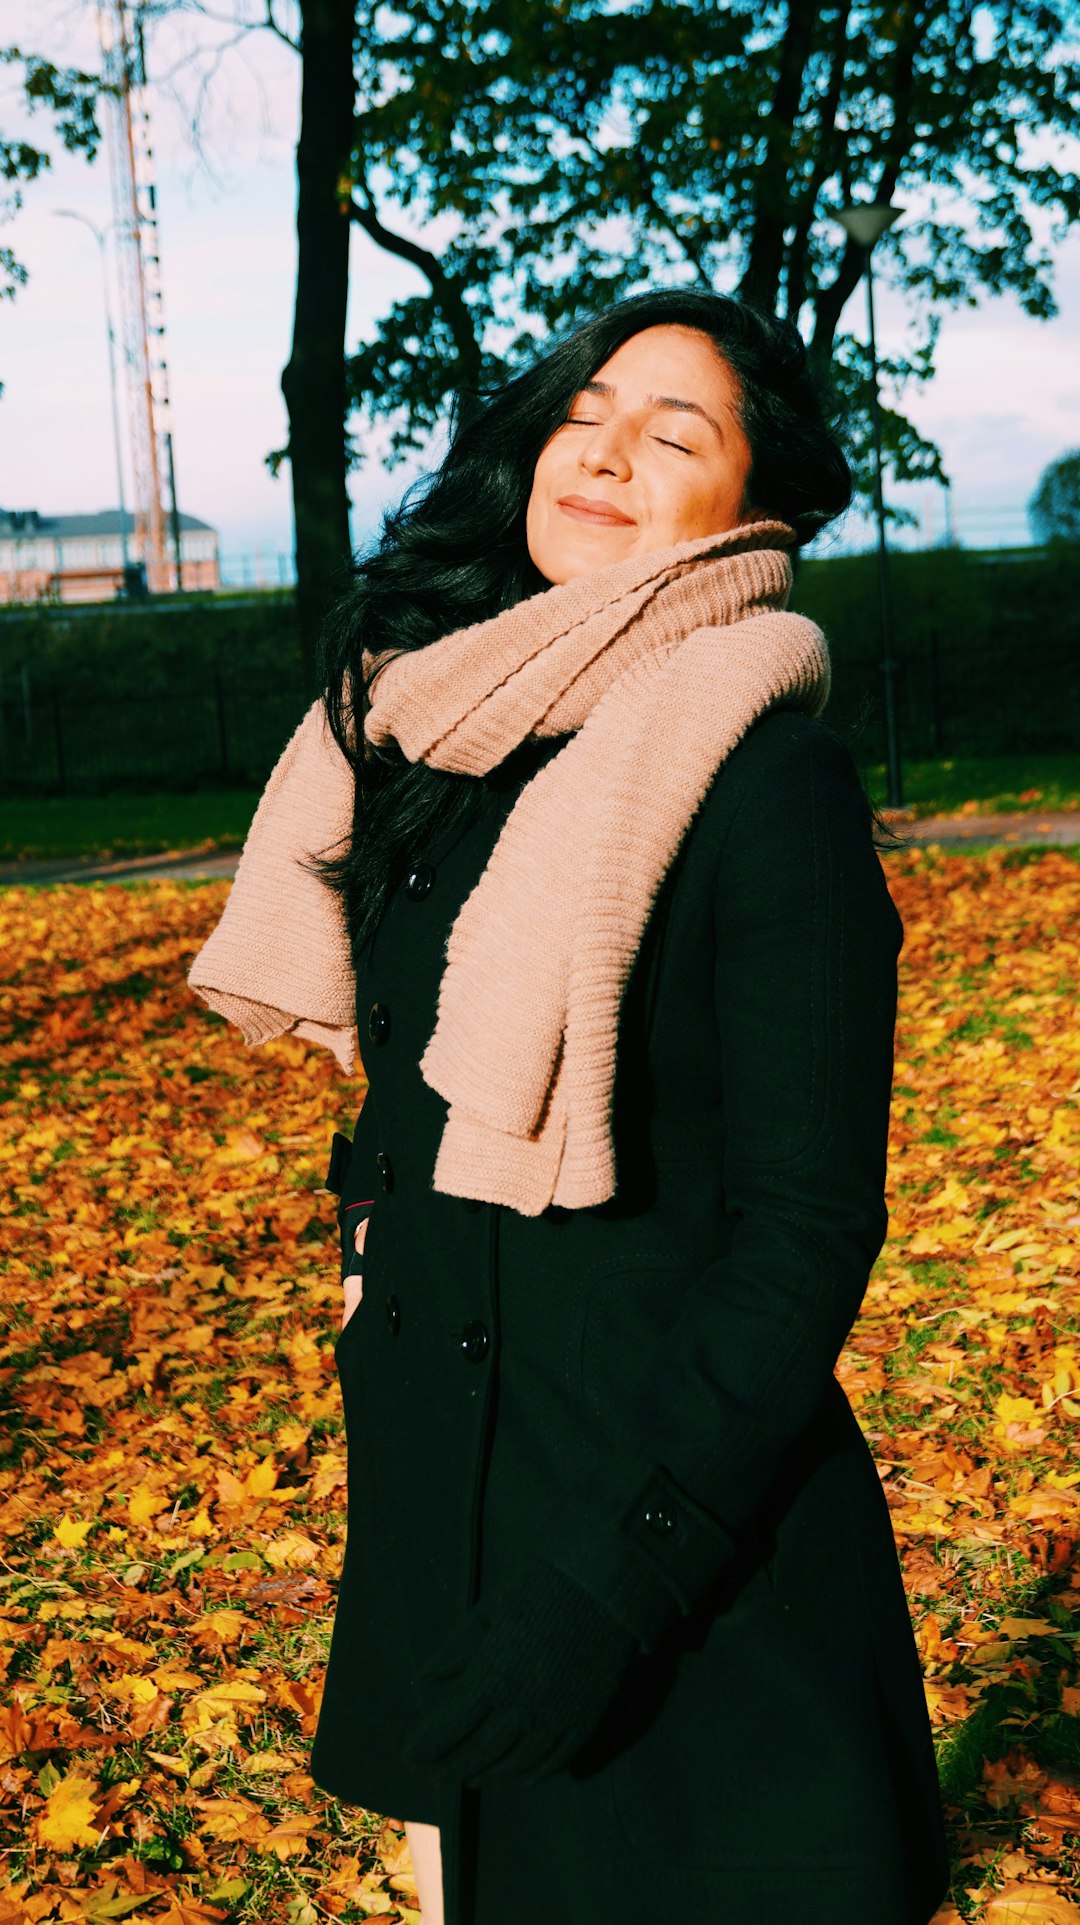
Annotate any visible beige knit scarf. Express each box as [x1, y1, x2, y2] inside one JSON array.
[[188, 519, 829, 1216]]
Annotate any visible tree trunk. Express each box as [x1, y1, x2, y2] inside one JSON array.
[[784, 0, 852, 325], [281, 0, 357, 694], [810, 0, 922, 366], [738, 0, 819, 315]]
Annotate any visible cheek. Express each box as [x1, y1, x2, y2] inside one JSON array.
[[526, 447, 569, 572], [527, 445, 560, 520], [525, 467, 550, 539], [654, 476, 722, 541], [675, 462, 750, 536]]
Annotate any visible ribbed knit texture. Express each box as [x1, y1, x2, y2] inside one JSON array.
[[188, 696, 358, 1071], [188, 518, 830, 1213]]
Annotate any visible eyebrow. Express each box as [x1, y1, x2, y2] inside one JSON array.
[[581, 378, 725, 443]]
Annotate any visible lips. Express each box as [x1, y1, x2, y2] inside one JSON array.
[[557, 495, 636, 527]]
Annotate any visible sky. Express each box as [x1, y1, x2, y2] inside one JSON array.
[[1, 0, 1078, 581]]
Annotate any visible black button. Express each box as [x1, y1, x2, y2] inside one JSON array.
[[644, 1505, 677, 1536], [405, 862, 435, 900], [462, 1196, 484, 1213], [386, 1294, 401, 1337], [376, 1151, 394, 1194], [459, 1320, 489, 1363], [368, 1002, 391, 1045]]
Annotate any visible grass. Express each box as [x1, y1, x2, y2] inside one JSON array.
[[858, 753, 1080, 819], [0, 790, 260, 862], [0, 753, 1078, 864]]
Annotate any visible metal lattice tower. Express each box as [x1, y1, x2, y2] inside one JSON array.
[[97, 2, 182, 591]]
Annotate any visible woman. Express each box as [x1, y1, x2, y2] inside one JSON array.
[[190, 289, 950, 1925]]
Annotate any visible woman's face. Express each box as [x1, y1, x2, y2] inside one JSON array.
[[525, 323, 755, 584]]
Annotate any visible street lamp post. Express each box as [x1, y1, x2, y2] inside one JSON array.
[[835, 201, 904, 809], [53, 210, 132, 586]]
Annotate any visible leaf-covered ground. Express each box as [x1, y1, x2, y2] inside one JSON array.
[[1, 851, 1078, 1923]]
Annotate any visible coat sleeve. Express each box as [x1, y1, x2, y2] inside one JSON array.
[[544, 717, 906, 1650]]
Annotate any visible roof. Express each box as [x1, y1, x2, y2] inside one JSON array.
[[0, 508, 216, 538]]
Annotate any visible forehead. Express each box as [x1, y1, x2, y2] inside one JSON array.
[[588, 324, 740, 403]]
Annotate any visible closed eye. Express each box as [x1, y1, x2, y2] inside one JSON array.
[[564, 417, 695, 454]]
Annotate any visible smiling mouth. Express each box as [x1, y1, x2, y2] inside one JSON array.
[[557, 496, 637, 527]]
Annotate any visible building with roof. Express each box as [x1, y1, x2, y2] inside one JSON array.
[[0, 509, 220, 603]]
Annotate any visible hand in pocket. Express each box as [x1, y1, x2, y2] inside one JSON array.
[[342, 1214, 367, 1332]]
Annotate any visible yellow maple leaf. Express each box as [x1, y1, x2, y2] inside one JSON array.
[[350, 1890, 394, 1918], [242, 1750, 295, 1775], [287, 1329, 321, 1372], [984, 1885, 1078, 1923], [244, 1455, 278, 1499], [996, 1617, 1058, 1640], [376, 1822, 412, 1876], [309, 1451, 347, 1500], [215, 1128, 265, 1165], [184, 1679, 266, 1731], [151, 1665, 203, 1691], [54, 1513, 91, 1548], [190, 1609, 250, 1648], [196, 1796, 267, 1842], [36, 1773, 101, 1850], [263, 1531, 318, 1571], [994, 1393, 1038, 1424], [154, 1900, 232, 1925], [262, 1814, 315, 1860], [213, 1467, 247, 1508], [102, 1672, 162, 1707], [128, 1482, 166, 1527], [145, 1750, 191, 1778]]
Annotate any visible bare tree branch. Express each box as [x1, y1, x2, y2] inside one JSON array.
[[349, 187, 482, 388]]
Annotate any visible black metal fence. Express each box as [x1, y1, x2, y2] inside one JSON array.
[[0, 628, 1076, 796], [822, 625, 1078, 765], [0, 675, 308, 794]]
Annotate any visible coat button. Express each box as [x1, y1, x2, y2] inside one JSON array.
[[376, 1152, 394, 1194], [644, 1504, 677, 1536], [459, 1320, 489, 1363], [368, 1002, 391, 1044], [405, 862, 435, 900], [386, 1293, 401, 1337]]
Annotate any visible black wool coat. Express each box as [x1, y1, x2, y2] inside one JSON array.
[[309, 708, 951, 1925]]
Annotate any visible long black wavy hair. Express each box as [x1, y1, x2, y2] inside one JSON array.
[[316, 288, 857, 964]]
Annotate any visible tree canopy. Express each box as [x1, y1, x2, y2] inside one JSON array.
[[1029, 448, 1080, 545], [344, 0, 1080, 504], [0, 47, 102, 307]]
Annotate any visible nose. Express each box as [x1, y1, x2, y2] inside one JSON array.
[[579, 418, 632, 481]]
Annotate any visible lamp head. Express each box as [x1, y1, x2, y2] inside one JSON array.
[[834, 203, 901, 250]]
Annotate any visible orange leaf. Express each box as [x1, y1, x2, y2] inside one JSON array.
[[36, 1773, 101, 1850]]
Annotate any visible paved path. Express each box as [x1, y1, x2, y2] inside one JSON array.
[[878, 808, 1080, 850], [0, 847, 241, 885], [1, 810, 1078, 886]]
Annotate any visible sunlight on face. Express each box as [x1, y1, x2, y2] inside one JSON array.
[[525, 324, 755, 584]]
